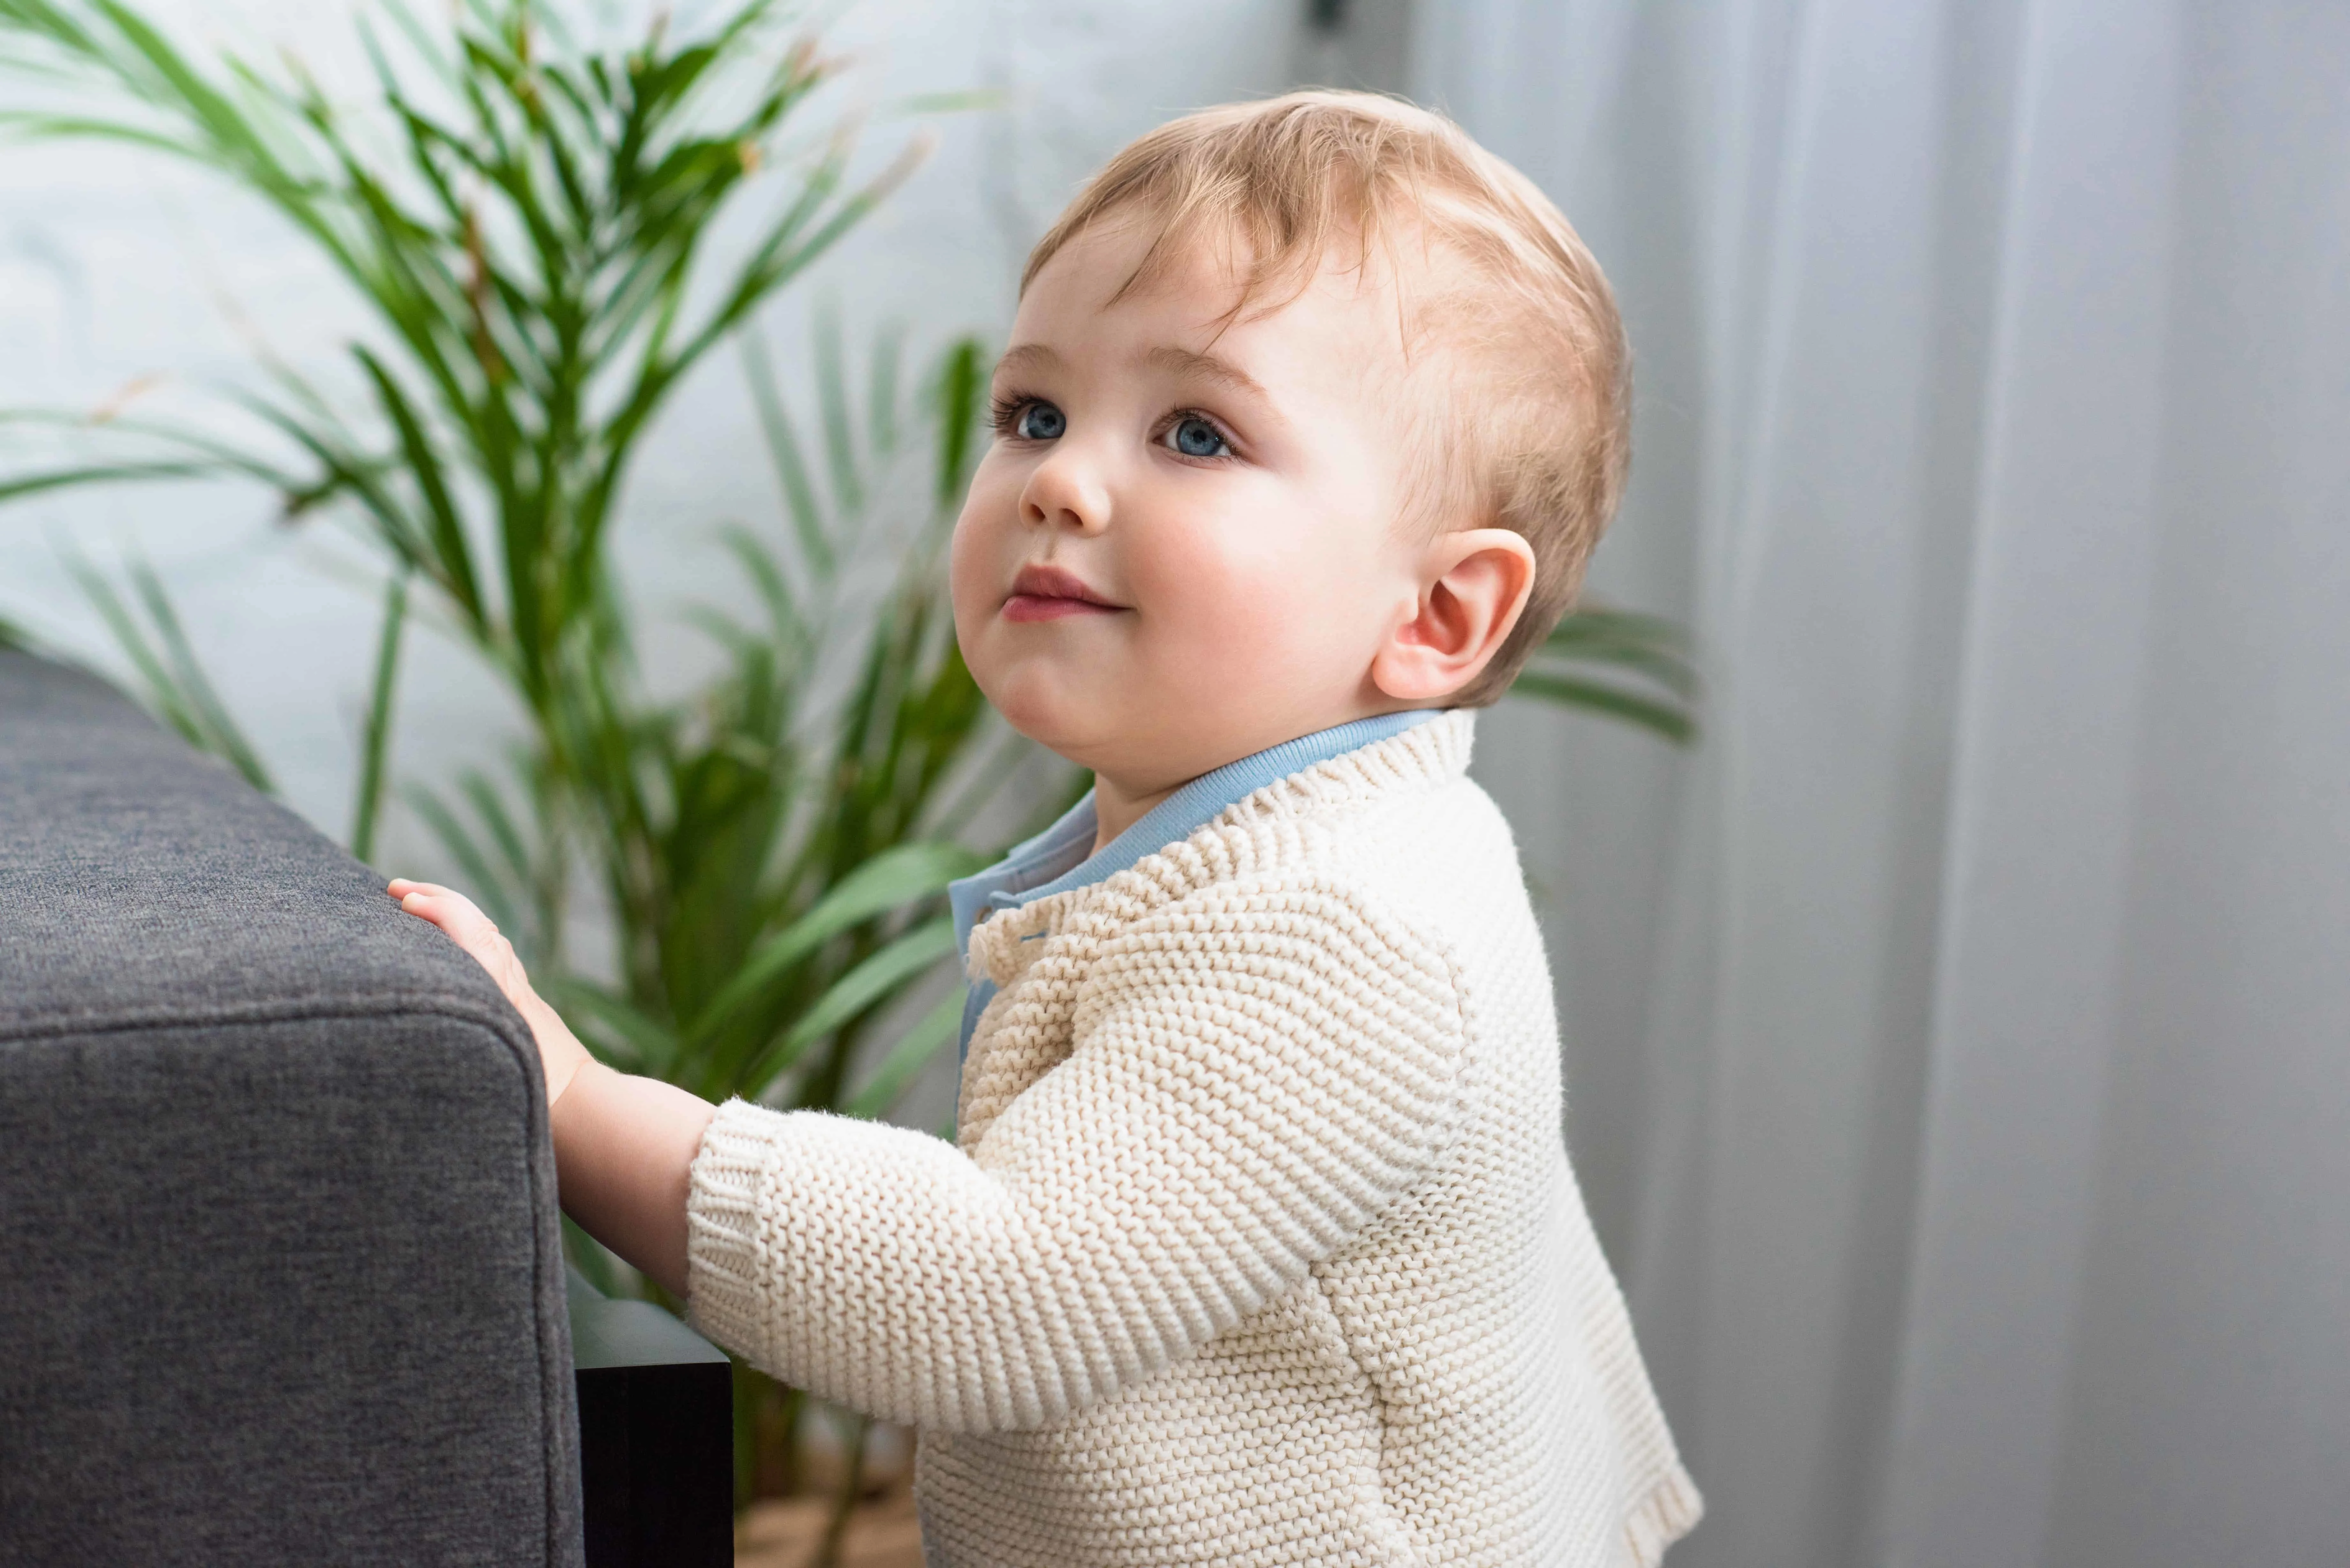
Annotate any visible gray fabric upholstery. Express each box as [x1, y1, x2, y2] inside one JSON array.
[[0, 650, 583, 1566]]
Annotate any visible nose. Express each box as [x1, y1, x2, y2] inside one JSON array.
[[1018, 445, 1111, 536]]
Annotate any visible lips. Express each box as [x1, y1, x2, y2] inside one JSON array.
[[1003, 562, 1125, 623]]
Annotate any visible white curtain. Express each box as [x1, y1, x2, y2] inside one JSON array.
[[1414, 4, 2350, 1565]]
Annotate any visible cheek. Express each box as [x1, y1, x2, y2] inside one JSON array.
[[949, 459, 1020, 624], [946, 510, 985, 625], [1126, 494, 1370, 671]]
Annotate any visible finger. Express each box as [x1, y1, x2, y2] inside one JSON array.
[[395, 886, 535, 1002], [392, 882, 481, 925], [398, 887, 502, 950]]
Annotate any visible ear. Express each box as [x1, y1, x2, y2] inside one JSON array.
[[1370, 528, 1537, 704]]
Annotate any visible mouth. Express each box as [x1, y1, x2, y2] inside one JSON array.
[[1003, 562, 1126, 623]]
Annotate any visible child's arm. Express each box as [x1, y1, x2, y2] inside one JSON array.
[[397, 876, 1468, 1432], [389, 880, 713, 1297], [683, 879, 1468, 1432]]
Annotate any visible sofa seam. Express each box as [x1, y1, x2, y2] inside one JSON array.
[[0, 989, 531, 1047]]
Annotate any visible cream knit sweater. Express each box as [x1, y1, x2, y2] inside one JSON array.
[[686, 713, 1701, 1565]]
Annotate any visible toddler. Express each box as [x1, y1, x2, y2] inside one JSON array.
[[393, 90, 1699, 1565]]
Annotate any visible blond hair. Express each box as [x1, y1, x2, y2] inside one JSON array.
[[1022, 90, 1629, 705]]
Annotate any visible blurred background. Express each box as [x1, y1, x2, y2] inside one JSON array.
[[2, 2, 2345, 1566]]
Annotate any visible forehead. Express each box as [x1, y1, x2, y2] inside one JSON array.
[[1007, 214, 1423, 393]]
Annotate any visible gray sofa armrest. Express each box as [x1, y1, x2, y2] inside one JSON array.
[[0, 650, 582, 1566]]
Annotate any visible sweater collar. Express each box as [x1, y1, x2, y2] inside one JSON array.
[[950, 708, 1448, 966], [947, 709, 1457, 1062]]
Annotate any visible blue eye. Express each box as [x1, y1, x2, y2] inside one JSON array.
[[1016, 401, 1066, 440], [1167, 415, 1228, 458]]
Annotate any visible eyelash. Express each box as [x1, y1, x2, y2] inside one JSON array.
[[987, 393, 1035, 437], [989, 392, 1240, 460]]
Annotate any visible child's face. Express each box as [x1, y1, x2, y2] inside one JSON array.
[[951, 216, 1437, 797]]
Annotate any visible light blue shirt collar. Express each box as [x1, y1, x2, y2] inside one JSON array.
[[947, 709, 1446, 1061]]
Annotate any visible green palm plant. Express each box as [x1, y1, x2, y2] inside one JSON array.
[[0, 0, 1028, 1519], [0, 0, 928, 854], [432, 319, 1037, 1135], [0, 0, 1019, 1109]]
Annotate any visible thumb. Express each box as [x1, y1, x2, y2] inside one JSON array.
[[388, 880, 536, 1013]]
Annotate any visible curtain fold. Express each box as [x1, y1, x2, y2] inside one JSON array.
[[1418, 4, 2350, 1565]]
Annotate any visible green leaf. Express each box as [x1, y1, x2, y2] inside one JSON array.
[[349, 569, 410, 863], [1505, 670, 1697, 744], [739, 325, 831, 580], [842, 987, 963, 1120], [0, 459, 215, 502], [740, 916, 957, 1098], [124, 556, 276, 792], [866, 319, 905, 469], [457, 766, 538, 898], [63, 553, 203, 746], [0, 113, 197, 159], [813, 307, 862, 517], [1540, 607, 1701, 700], [352, 346, 485, 631], [686, 839, 985, 1046], [542, 975, 679, 1077], [715, 524, 801, 647], [929, 336, 986, 513], [403, 782, 526, 939], [883, 89, 1004, 118], [59, 551, 275, 789]]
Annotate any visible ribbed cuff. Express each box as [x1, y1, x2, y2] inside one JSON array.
[[1623, 1461, 1705, 1567], [682, 1097, 781, 1362]]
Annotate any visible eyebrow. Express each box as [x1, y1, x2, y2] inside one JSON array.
[[992, 342, 1062, 381], [992, 341, 1274, 408], [1144, 345, 1271, 404]]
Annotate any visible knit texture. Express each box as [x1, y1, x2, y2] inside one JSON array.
[[687, 713, 1700, 1565]]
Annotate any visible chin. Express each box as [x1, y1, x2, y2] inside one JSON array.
[[973, 661, 1117, 764]]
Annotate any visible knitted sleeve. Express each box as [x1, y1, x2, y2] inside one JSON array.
[[683, 875, 1467, 1433]]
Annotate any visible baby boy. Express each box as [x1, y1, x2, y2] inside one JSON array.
[[392, 90, 1700, 1565]]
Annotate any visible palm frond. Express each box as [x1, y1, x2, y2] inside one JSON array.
[[349, 569, 410, 863], [62, 552, 275, 791], [1509, 604, 1701, 743]]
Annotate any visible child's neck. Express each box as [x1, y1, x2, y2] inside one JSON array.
[[1090, 773, 1179, 856], [1083, 697, 1411, 855]]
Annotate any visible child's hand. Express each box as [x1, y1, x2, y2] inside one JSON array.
[[388, 879, 595, 1107]]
